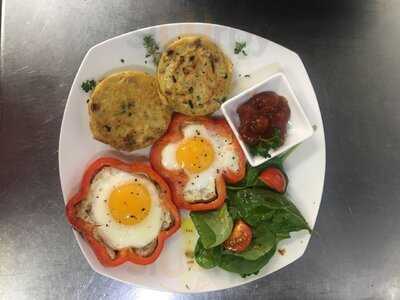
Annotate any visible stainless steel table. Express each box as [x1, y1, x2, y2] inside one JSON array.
[[1, 1, 400, 299]]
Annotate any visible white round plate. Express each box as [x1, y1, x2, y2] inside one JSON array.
[[59, 23, 325, 293]]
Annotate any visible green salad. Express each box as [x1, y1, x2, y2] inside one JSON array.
[[190, 147, 311, 277]]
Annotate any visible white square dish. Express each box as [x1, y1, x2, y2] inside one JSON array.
[[221, 72, 314, 167]]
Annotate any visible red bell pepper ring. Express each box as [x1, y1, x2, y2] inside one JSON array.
[[65, 157, 181, 267], [150, 113, 246, 211]]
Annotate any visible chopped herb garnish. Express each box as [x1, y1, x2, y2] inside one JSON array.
[[244, 74, 251, 78], [215, 97, 227, 104], [234, 41, 247, 56], [249, 128, 282, 158], [188, 100, 194, 109], [120, 58, 125, 63], [143, 35, 161, 65], [115, 103, 127, 115], [81, 79, 96, 93]]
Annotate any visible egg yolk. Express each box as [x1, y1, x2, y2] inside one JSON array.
[[108, 183, 151, 225], [176, 137, 215, 173]]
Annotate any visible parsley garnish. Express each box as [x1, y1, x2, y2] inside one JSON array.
[[81, 80, 96, 93], [234, 41, 247, 56], [143, 35, 161, 65], [217, 96, 227, 103], [249, 128, 282, 158]]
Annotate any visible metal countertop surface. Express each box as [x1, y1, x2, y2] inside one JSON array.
[[1, 1, 400, 299]]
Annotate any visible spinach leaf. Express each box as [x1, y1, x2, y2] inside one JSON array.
[[269, 210, 311, 236], [232, 188, 285, 226], [246, 147, 292, 182], [245, 165, 261, 187], [227, 145, 298, 191], [218, 246, 277, 277], [230, 224, 276, 261], [270, 192, 311, 235], [233, 188, 311, 234], [227, 204, 240, 221], [226, 189, 240, 220], [190, 204, 233, 249], [191, 144, 311, 278], [194, 240, 221, 269]]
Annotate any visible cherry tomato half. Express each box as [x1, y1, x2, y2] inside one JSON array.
[[223, 219, 252, 253], [259, 166, 287, 193]]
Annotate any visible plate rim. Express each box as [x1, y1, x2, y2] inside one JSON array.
[[58, 22, 326, 293]]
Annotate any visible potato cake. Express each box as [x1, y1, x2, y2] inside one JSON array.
[[157, 36, 232, 116], [88, 71, 172, 151]]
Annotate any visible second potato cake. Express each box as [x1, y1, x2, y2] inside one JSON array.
[[157, 36, 233, 116], [88, 71, 172, 151]]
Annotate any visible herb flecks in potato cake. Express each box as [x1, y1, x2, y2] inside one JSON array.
[[88, 71, 172, 151], [157, 36, 233, 116]]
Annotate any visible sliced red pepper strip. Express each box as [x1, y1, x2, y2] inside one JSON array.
[[150, 113, 246, 211], [65, 157, 181, 267]]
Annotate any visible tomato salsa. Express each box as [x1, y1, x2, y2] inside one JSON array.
[[237, 91, 290, 156]]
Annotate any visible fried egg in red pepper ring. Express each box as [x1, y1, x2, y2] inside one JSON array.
[[66, 157, 180, 266], [150, 113, 246, 211]]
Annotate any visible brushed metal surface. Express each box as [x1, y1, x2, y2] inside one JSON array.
[[1, 1, 400, 299]]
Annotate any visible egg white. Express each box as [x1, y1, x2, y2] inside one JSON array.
[[86, 167, 164, 250], [161, 124, 239, 202]]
